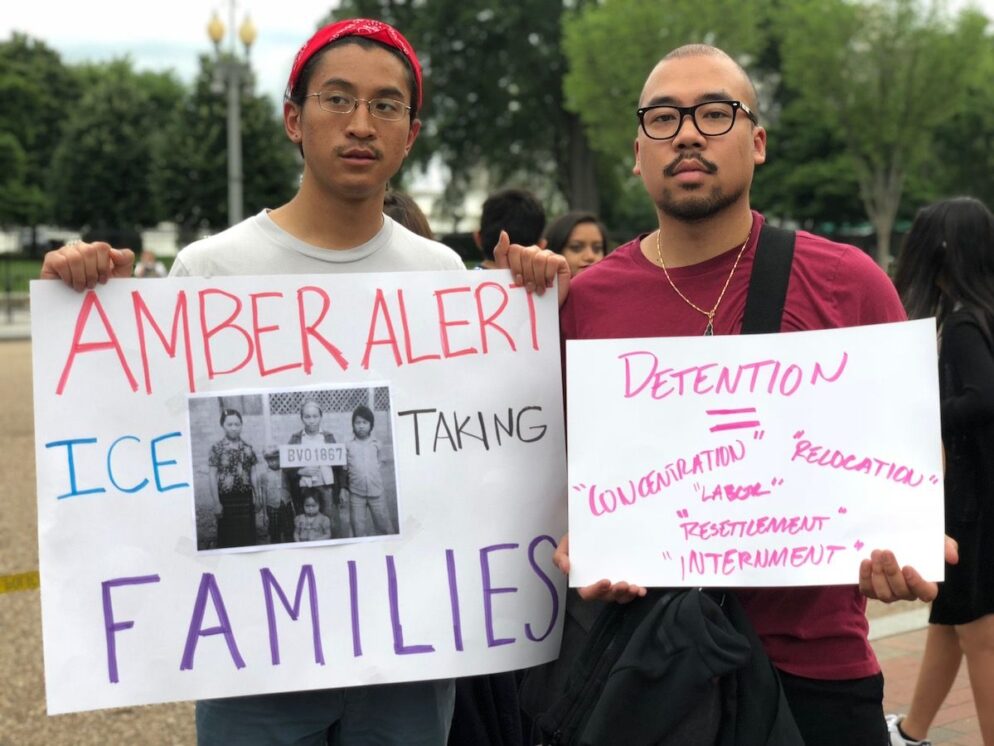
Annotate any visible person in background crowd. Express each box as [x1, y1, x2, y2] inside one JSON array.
[[474, 187, 546, 269], [888, 197, 994, 746], [384, 189, 434, 239], [134, 249, 167, 278], [544, 211, 609, 276]]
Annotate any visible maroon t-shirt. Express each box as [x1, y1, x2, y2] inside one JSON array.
[[560, 211, 906, 680]]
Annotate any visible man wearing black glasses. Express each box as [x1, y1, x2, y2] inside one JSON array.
[[504, 44, 951, 746]]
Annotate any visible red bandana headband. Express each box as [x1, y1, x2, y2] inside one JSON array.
[[285, 18, 423, 109]]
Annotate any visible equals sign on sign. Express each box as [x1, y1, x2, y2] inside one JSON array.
[[705, 407, 760, 433]]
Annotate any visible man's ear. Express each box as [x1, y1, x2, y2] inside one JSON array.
[[538, 238, 548, 249], [632, 137, 642, 176], [404, 118, 422, 156], [284, 101, 302, 143], [753, 125, 767, 166], [473, 230, 482, 249]]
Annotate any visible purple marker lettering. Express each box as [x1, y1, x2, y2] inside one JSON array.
[[347, 560, 362, 657], [480, 543, 519, 647], [260, 565, 324, 666], [445, 549, 464, 651], [102, 574, 160, 683], [525, 536, 560, 643], [180, 573, 245, 671], [386, 556, 435, 655]]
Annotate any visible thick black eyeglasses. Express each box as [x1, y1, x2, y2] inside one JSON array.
[[636, 100, 758, 140]]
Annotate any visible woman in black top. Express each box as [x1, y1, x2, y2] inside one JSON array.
[[889, 197, 994, 745]]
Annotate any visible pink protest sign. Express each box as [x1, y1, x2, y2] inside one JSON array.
[[566, 319, 944, 588]]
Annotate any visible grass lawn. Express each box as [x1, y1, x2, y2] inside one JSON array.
[[1, 258, 43, 293]]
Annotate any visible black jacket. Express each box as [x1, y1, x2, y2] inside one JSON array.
[[524, 589, 803, 746]]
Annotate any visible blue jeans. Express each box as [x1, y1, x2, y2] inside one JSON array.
[[196, 679, 455, 745]]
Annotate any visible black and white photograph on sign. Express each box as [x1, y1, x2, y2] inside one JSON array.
[[187, 385, 400, 552]]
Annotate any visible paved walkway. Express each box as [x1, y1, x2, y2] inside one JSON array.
[[873, 621, 983, 745], [0, 309, 30, 340]]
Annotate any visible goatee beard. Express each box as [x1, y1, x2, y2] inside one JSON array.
[[658, 185, 744, 222]]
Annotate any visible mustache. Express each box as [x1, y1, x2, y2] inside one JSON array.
[[663, 154, 718, 177]]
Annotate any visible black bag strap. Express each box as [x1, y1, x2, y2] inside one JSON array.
[[740, 223, 796, 335]]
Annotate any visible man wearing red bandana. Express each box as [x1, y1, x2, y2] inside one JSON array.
[[42, 19, 463, 746]]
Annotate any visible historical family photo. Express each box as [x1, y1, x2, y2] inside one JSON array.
[[187, 385, 400, 552]]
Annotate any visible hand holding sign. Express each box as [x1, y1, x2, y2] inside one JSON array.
[[41, 241, 136, 291], [859, 536, 959, 603], [552, 533, 647, 604], [493, 230, 571, 307]]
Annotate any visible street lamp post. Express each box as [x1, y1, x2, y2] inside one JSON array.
[[207, 3, 257, 227]]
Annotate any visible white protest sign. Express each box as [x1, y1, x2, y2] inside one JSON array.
[[30, 270, 566, 714], [566, 319, 944, 588]]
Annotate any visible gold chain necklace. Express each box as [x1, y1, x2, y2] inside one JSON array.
[[655, 226, 752, 336]]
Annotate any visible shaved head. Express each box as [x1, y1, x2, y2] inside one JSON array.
[[642, 44, 759, 111]]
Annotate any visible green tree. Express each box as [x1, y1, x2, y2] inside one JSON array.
[[751, 98, 866, 230], [776, 0, 988, 265], [331, 0, 601, 215], [930, 35, 994, 209], [561, 0, 766, 235], [48, 60, 185, 234], [0, 34, 77, 235], [152, 54, 299, 241], [0, 132, 46, 228]]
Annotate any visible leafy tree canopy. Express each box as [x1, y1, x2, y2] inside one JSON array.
[[0, 33, 78, 225], [774, 0, 988, 263], [331, 0, 601, 216], [151, 53, 299, 239], [48, 59, 185, 231]]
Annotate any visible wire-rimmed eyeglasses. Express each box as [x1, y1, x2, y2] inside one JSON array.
[[636, 100, 758, 140], [306, 91, 411, 122]]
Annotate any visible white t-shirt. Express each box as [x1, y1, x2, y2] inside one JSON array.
[[170, 210, 464, 278]]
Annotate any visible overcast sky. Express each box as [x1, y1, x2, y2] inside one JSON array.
[[4, 0, 993, 106], [2, 1, 339, 104]]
